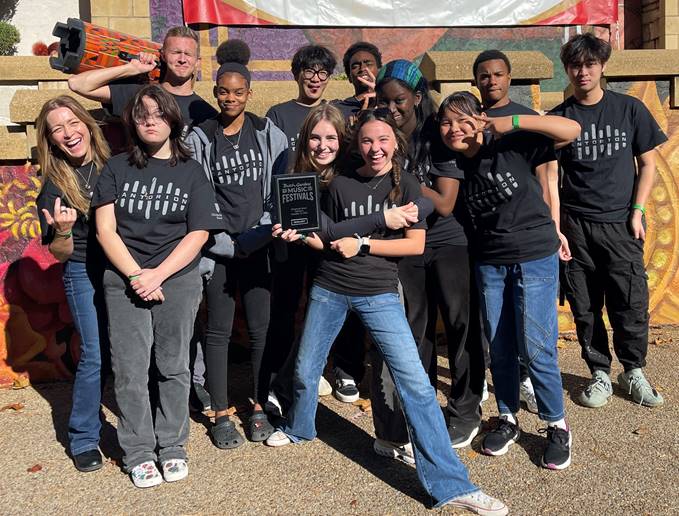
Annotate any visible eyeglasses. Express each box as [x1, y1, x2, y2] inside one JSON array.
[[133, 110, 165, 125], [302, 68, 330, 81]]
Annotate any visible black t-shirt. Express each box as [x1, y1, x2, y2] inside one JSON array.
[[91, 153, 225, 277], [36, 163, 103, 263], [550, 90, 667, 222], [315, 170, 426, 296], [458, 132, 559, 264], [426, 157, 468, 247], [212, 117, 264, 234], [265, 100, 316, 153], [108, 83, 218, 140], [331, 97, 362, 120]]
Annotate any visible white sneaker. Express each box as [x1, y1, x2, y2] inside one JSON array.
[[447, 490, 509, 516], [161, 458, 188, 482], [318, 376, 333, 397], [334, 377, 359, 403], [520, 377, 538, 413], [265, 430, 291, 447], [481, 380, 489, 403], [130, 460, 163, 488], [373, 438, 415, 465]]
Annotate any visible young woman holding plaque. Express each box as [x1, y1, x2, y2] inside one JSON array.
[[264, 103, 424, 415], [185, 43, 288, 448], [265, 109, 507, 516]]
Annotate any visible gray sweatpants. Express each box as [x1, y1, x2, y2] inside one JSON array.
[[104, 267, 202, 471]]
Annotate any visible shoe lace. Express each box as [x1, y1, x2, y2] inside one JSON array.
[[627, 374, 652, 406], [586, 375, 610, 396], [538, 426, 569, 445]]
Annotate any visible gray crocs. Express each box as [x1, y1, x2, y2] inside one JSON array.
[[211, 416, 245, 449]]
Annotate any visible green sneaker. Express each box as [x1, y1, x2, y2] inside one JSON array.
[[579, 370, 613, 408], [618, 369, 664, 407]]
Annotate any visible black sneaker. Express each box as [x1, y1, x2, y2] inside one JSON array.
[[482, 418, 520, 456], [539, 425, 572, 470], [334, 377, 359, 403], [190, 382, 211, 412], [448, 420, 481, 449]]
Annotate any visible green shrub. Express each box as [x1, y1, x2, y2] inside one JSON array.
[[0, 21, 19, 56]]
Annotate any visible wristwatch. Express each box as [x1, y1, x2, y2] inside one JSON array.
[[356, 235, 371, 257]]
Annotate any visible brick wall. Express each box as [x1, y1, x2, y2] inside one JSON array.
[[642, 0, 679, 49], [90, 0, 151, 39]]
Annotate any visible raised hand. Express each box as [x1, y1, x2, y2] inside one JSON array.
[[41, 197, 77, 235], [472, 114, 514, 137]]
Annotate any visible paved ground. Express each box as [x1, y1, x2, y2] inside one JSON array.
[[1, 331, 678, 515]]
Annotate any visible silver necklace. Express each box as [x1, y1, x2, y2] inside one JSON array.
[[75, 161, 94, 190], [365, 172, 390, 190], [223, 128, 242, 150]]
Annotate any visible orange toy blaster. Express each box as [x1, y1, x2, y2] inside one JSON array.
[[50, 18, 162, 81]]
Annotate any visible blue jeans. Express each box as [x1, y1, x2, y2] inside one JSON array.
[[282, 285, 478, 507], [475, 253, 565, 422], [63, 260, 107, 456]]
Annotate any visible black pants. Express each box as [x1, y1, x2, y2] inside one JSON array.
[[371, 245, 485, 443], [264, 244, 365, 411], [204, 248, 271, 411], [561, 212, 649, 374]]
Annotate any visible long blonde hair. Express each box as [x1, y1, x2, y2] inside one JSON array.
[[293, 103, 346, 187], [35, 96, 111, 217]]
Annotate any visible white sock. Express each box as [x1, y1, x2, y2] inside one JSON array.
[[500, 413, 517, 425], [549, 418, 568, 431]]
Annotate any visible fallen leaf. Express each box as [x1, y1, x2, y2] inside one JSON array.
[[556, 341, 569, 349], [562, 333, 578, 341], [353, 399, 371, 412], [107, 458, 119, 467], [12, 376, 30, 390], [632, 426, 649, 435], [27, 464, 42, 473], [466, 449, 479, 460], [350, 500, 358, 507], [0, 402, 24, 412]]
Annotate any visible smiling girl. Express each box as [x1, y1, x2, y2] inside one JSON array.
[[437, 91, 579, 471], [186, 45, 288, 448], [265, 109, 507, 515], [93, 85, 224, 487]]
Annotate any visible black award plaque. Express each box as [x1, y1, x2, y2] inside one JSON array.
[[274, 173, 321, 232]]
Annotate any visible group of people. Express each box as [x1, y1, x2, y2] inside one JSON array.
[[34, 25, 665, 515]]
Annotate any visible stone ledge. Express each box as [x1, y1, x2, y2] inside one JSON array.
[[420, 51, 553, 87], [0, 57, 65, 83], [0, 126, 28, 160], [605, 50, 679, 78], [10, 81, 356, 123]]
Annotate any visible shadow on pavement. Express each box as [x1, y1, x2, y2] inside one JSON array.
[[315, 403, 430, 506]]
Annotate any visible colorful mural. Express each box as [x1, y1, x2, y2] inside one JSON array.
[[0, 165, 79, 387]]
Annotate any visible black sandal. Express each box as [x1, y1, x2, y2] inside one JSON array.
[[210, 416, 245, 449], [247, 410, 274, 442]]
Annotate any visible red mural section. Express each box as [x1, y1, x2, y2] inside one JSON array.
[[0, 165, 79, 388]]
